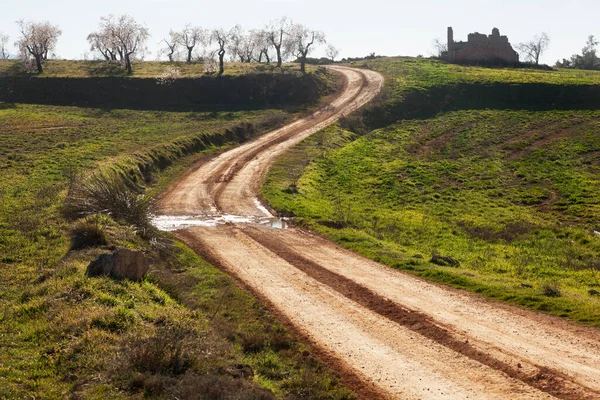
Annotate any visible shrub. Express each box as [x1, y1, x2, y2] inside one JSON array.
[[173, 373, 276, 400], [64, 171, 151, 235], [70, 214, 109, 250], [126, 323, 197, 376], [542, 282, 562, 297]]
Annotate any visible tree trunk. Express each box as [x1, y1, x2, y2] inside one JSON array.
[[187, 47, 193, 63], [275, 45, 282, 68], [35, 56, 43, 73], [300, 51, 308, 74], [218, 50, 225, 76], [125, 55, 133, 74]]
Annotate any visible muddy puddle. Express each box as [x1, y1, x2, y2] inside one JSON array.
[[152, 214, 291, 231]]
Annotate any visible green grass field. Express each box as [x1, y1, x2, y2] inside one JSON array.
[[352, 57, 600, 100], [0, 67, 353, 399], [263, 58, 600, 326], [0, 59, 316, 78]]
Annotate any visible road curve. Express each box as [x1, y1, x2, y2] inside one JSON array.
[[154, 66, 600, 399]]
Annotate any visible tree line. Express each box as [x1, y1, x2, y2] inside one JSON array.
[[0, 15, 340, 75]]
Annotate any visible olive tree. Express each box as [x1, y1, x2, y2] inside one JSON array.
[[290, 24, 325, 74], [254, 30, 273, 63], [174, 25, 208, 63], [15, 20, 62, 73], [229, 29, 262, 63], [266, 17, 293, 68], [211, 26, 240, 75], [160, 30, 181, 62], [96, 15, 149, 74], [87, 30, 120, 61], [325, 44, 340, 62]]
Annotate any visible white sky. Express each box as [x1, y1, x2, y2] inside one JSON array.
[[1, 0, 598, 64]]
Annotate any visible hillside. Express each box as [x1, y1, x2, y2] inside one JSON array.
[[0, 59, 316, 78], [0, 66, 352, 399], [263, 57, 600, 326]]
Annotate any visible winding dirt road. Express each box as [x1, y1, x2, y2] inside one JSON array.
[[154, 66, 600, 399]]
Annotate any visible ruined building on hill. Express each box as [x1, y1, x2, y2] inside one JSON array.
[[445, 27, 519, 64]]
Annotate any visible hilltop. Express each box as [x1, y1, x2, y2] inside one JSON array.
[[0, 59, 316, 78]]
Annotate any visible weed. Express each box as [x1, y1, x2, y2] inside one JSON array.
[[64, 172, 151, 233], [542, 282, 562, 297], [70, 215, 109, 250]]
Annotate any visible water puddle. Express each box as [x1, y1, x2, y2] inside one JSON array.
[[152, 214, 291, 231], [153, 198, 291, 231]]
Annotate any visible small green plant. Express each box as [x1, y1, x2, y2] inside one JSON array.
[[542, 282, 562, 297]]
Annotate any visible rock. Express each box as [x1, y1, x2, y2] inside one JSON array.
[[86, 248, 150, 282], [430, 252, 460, 267], [589, 289, 600, 296], [521, 283, 533, 289]]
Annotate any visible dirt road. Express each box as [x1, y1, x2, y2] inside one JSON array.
[[154, 66, 600, 399]]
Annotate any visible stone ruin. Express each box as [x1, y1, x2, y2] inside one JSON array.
[[446, 27, 519, 64]]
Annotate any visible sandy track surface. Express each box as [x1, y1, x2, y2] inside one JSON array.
[[155, 67, 600, 399]]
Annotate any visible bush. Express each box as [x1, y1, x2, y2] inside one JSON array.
[[70, 214, 109, 250], [173, 373, 276, 400], [542, 282, 562, 297], [126, 323, 195, 376], [64, 171, 151, 235]]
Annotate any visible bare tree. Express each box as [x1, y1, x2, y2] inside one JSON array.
[[325, 44, 340, 62], [244, 30, 263, 62], [517, 33, 550, 65], [15, 20, 62, 73], [97, 15, 149, 74], [290, 24, 325, 74], [0, 33, 9, 59], [266, 17, 293, 68], [175, 25, 207, 63], [228, 27, 246, 62], [254, 30, 273, 63], [229, 29, 261, 63], [211, 26, 239, 75], [160, 30, 181, 62], [87, 30, 119, 61], [431, 38, 448, 58]]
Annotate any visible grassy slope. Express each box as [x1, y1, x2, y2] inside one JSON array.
[[263, 58, 600, 326], [352, 57, 600, 98], [0, 68, 353, 398], [0, 59, 316, 78]]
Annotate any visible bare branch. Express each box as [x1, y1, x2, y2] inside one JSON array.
[[517, 33, 550, 65]]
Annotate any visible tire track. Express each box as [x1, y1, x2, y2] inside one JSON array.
[[240, 225, 598, 400]]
